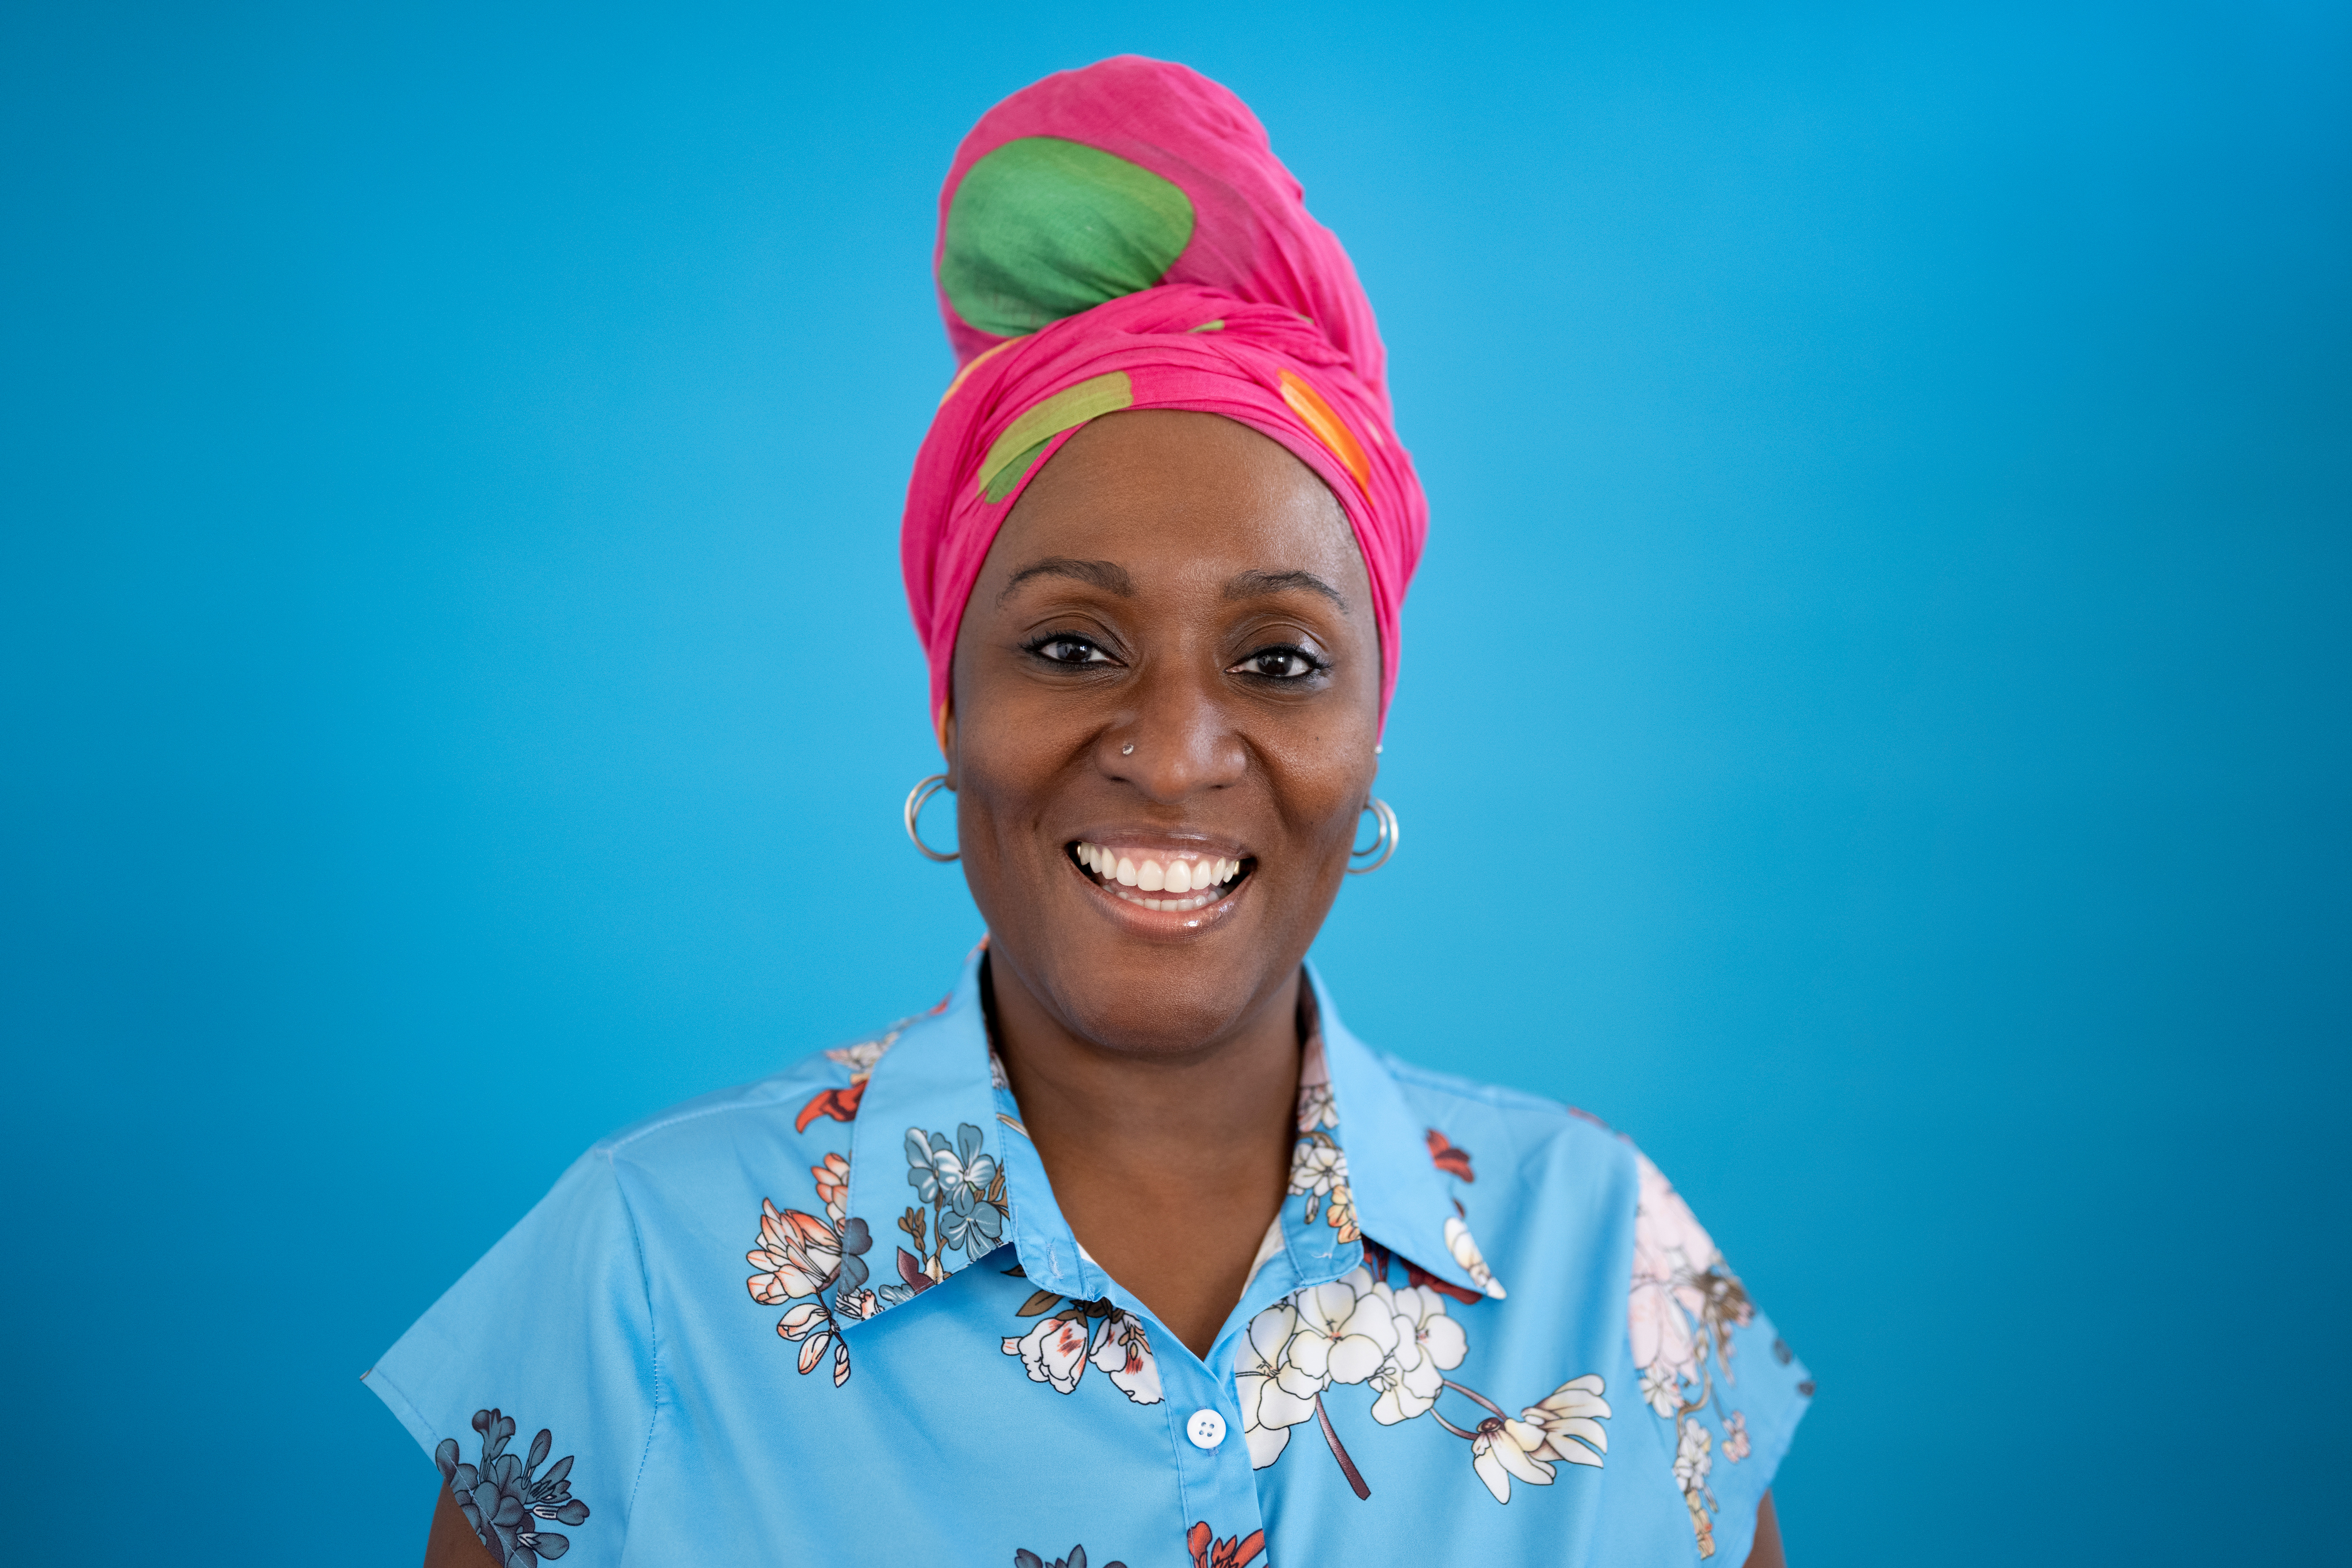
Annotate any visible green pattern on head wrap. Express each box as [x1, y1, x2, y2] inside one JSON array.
[[941, 138, 1195, 339], [977, 371, 1135, 502]]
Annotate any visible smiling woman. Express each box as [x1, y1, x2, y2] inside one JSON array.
[[375, 56, 1806, 1568]]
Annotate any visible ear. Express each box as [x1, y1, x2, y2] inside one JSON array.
[[939, 700, 959, 791]]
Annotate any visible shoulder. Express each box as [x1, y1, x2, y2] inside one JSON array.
[[587, 1015, 916, 1176], [1375, 1050, 1638, 1196]]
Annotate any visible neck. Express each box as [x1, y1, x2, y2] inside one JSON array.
[[981, 947, 1303, 1353], [984, 948, 1305, 1173]]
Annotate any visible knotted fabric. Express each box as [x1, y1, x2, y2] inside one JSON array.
[[902, 56, 1427, 743]]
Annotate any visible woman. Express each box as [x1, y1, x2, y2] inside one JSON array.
[[376, 56, 1809, 1568]]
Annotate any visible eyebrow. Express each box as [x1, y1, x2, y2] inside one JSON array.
[[1223, 568, 1349, 611], [998, 557, 1136, 604]]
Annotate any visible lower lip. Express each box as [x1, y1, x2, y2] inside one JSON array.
[[1068, 853, 1251, 934]]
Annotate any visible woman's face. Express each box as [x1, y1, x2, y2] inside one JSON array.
[[947, 409, 1382, 1059]]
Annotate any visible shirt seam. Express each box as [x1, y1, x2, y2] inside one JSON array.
[[1163, 1398, 1196, 1545], [599, 1145, 663, 1548], [1380, 1056, 1577, 1117], [598, 1088, 810, 1155]]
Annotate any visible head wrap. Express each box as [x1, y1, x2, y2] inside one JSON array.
[[902, 56, 1427, 745]]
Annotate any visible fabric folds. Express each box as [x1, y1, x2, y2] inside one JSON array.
[[901, 56, 1428, 741]]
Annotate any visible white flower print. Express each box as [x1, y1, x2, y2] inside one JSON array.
[[1287, 1137, 1360, 1240], [1519, 1374, 1610, 1468], [1366, 1283, 1467, 1426], [998, 1275, 1167, 1408], [1675, 1417, 1716, 1547], [1628, 1150, 1757, 1557], [1443, 1215, 1507, 1300], [1640, 1361, 1681, 1418], [1235, 1301, 1318, 1468], [1286, 1018, 1358, 1241], [824, 1035, 893, 1075], [1295, 1029, 1338, 1132], [748, 1201, 846, 1301], [1281, 1272, 1398, 1394], [1469, 1415, 1557, 1503], [1234, 1249, 1610, 1509], [1459, 1372, 1613, 1503], [1003, 1315, 1091, 1395], [1087, 1310, 1164, 1406]]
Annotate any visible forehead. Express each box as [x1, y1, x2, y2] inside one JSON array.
[[986, 409, 1366, 589]]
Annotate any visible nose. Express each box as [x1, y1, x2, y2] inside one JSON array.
[[1101, 661, 1247, 801]]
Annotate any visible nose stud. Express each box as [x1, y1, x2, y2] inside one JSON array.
[[1121, 743, 1135, 755]]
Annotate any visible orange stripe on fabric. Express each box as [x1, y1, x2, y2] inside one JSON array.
[[1277, 370, 1371, 495], [937, 336, 1022, 409]]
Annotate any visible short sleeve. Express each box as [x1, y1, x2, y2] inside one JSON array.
[[366, 1147, 656, 1568], [1627, 1147, 1812, 1566]]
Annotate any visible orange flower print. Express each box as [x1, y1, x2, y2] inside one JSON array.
[[811, 1153, 850, 1221], [744, 1157, 875, 1388], [793, 1030, 901, 1133], [1426, 1128, 1476, 1182], [1185, 1521, 1266, 1568]]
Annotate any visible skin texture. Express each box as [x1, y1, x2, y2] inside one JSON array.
[[420, 408, 1787, 1563], [946, 409, 1381, 1362], [423, 1486, 496, 1568]]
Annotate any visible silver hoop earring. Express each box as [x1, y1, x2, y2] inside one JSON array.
[[1347, 798, 1399, 874], [903, 774, 958, 862]]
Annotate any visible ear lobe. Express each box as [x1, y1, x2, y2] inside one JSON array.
[[940, 703, 959, 789]]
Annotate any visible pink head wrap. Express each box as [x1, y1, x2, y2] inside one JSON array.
[[902, 56, 1428, 745]]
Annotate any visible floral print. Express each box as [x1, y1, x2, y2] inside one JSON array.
[[1015, 1547, 1125, 1568], [433, 1408, 589, 1566], [748, 1123, 1015, 1379], [1235, 1245, 1608, 1506], [746, 1153, 876, 1385], [891, 1120, 1012, 1305], [1629, 1150, 1758, 1557], [380, 949, 1810, 1568], [1367, 1281, 1468, 1425], [1289, 1025, 1360, 1242], [794, 1028, 901, 1133], [1000, 1265, 1165, 1404], [1425, 1128, 1475, 1182], [1442, 1214, 1507, 1301], [1186, 1521, 1267, 1568]]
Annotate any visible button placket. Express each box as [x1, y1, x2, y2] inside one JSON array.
[[1159, 1344, 1267, 1559]]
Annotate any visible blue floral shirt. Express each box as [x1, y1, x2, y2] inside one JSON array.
[[367, 949, 1811, 1567]]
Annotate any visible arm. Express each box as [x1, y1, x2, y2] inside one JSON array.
[[423, 1486, 500, 1568], [1742, 1491, 1786, 1568]]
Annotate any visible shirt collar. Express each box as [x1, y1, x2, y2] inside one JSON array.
[[839, 946, 1500, 1331]]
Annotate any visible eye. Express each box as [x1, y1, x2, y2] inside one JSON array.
[[1025, 634, 1118, 667], [1231, 645, 1326, 680]]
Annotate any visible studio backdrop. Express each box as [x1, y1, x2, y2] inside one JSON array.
[[2, 3, 2344, 1564]]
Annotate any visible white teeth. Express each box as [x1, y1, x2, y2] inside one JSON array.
[[1073, 843, 1247, 904]]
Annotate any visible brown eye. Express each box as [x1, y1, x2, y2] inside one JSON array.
[[1232, 646, 1322, 680], [1027, 635, 1115, 666]]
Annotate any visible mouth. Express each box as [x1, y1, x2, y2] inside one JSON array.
[[1069, 840, 1254, 915]]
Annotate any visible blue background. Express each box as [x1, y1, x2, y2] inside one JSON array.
[[3, 3, 2344, 1562]]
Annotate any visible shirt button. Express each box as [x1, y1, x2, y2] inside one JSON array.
[[1186, 1408, 1227, 1450]]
